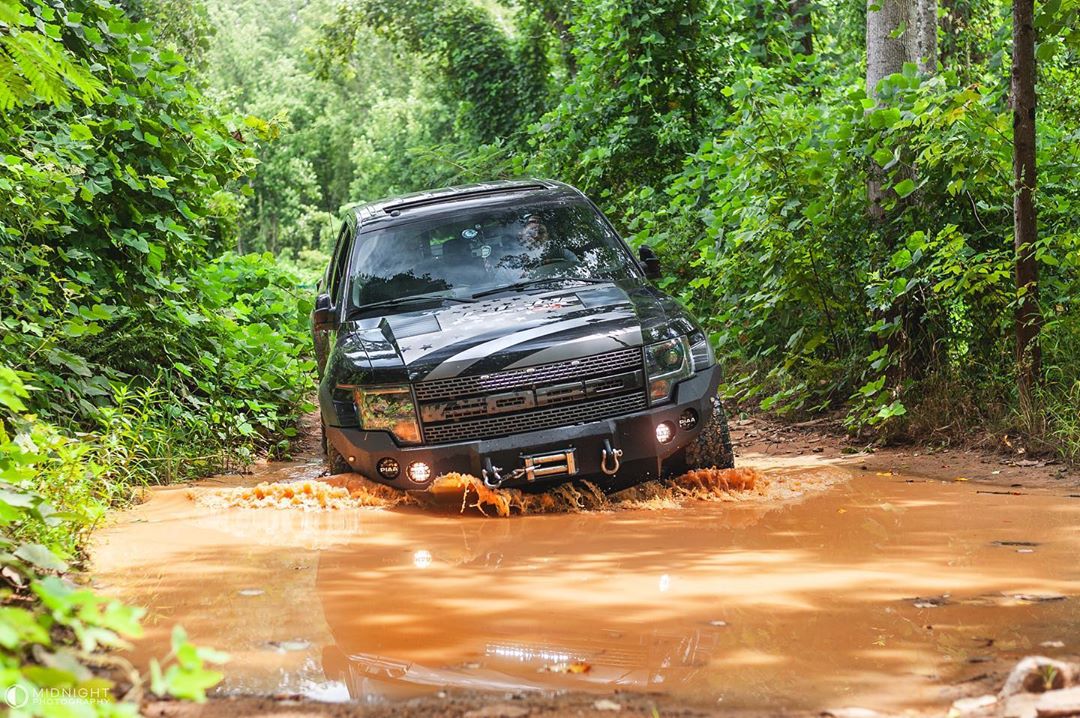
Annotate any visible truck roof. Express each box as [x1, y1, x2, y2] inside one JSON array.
[[350, 179, 584, 229]]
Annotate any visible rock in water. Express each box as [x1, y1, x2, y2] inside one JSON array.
[[1036, 687, 1080, 718], [1000, 656, 1075, 698]]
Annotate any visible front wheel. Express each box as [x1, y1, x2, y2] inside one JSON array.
[[683, 397, 735, 470], [322, 420, 352, 475]]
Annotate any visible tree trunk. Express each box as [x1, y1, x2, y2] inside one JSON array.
[[866, 0, 916, 220], [916, 0, 937, 74], [1012, 0, 1041, 413], [789, 0, 814, 56], [866, 0, 916, 96], [866, 0, 927, 387]]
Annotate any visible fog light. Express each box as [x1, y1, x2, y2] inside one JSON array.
[[678, 409, 698, 431], [655, 421, 675, 444], [377, 458, 400, 479], [407, 461, 432, 483]]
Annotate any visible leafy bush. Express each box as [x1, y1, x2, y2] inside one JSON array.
[[526, 0, 722, 208], [0, 0, 313, 478], [87, 253, 315, 486], [1, 0, 249, 415]]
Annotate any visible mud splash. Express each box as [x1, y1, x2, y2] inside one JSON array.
[[195, 475, 408, 511], [415, 468, 766, 517], [194, 467, 781, 518]]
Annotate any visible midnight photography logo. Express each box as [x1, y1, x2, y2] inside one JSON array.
[[4, 685, 110, 710]]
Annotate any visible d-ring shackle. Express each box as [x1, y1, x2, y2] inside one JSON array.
[[601, 439, 623, 476]]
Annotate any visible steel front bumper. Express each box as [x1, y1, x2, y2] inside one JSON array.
[[325, 367, 721, 491]]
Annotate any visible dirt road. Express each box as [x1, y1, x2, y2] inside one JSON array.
[[91, 428, 1080, 717]]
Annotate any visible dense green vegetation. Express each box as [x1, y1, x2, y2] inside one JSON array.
[[0, 0, 1077, 711]]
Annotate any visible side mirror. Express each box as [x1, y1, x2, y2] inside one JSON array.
[[313, 293, 333, 327], [638, 246, 662, 280]]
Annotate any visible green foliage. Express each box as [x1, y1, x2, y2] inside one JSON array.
[[203, 0, 435, 256], [637, 61, 1079, 442], [335, 0, 541, 143], [0, 0, 311, 473], [81, 253, 315, 485], [527, 0, 721, 207], [126, 0, 215, 71], [149, 626, 227, 702], [0, 0, 104, 109]]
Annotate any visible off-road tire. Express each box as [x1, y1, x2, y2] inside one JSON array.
[[684, 397, 735, 469], [322, 420, 352, 475]]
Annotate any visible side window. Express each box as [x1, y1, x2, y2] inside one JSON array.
[[327, 221, 354, 304]]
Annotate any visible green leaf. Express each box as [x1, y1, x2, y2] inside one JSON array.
[[0, 365, 29, 411], [69, 124, 93, 141], [15, 543, 68, 572], [875, 400, 908, 421], [160, 663, 224, 701], [1035, 41, 1059, 61], [0, 607, 51, 649], [892, 178, 916, 198]]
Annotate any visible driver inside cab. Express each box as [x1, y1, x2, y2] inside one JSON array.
[[492, 214, 578, 276]]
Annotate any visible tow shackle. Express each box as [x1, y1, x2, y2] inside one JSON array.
[[601, 439, 623, 476], [482, 457, 504, 488]]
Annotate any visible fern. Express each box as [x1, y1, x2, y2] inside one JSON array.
[[0, 53, 32, 110], [53, 46, 104, 101], [3, 34, 72, 105], [0, 0, 27, 28], [0, 8, 103, 109]]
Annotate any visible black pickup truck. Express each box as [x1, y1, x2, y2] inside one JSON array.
[[313, 179, 732, 492]]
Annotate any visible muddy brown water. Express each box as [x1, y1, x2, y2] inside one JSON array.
[[91, 461, 1080, 712]]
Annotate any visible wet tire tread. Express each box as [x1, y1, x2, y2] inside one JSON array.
[[685, 397, 735, 470], [323, 422, 352, 475]]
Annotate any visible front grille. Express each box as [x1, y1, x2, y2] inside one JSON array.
[[415, 347, 647, 444], [414, 347, 642, 401], [422, 392, 647, 444]]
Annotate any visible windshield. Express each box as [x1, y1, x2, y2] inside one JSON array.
[[346, 199, 637, 313]]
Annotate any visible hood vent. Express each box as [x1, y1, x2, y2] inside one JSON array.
[[382, 313, 441, 340]]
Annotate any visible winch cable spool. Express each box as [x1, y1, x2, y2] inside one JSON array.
[[484, 444, 621, 487]]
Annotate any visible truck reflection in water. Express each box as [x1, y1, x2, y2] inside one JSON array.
[[321, 626, 727, 703]]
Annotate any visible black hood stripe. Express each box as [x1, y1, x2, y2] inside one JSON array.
[[395, 289, 590, 367], [502, 323, 642, 369], [420, 310, 633, 380]]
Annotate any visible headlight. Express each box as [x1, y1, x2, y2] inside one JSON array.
[[645, 337, 692, 404], [354, 385, 421, 444], [689, 331, 715, 372]]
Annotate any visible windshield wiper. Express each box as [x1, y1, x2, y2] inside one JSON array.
[[350, 292, 476, 317], [470, 277, 612, 300]]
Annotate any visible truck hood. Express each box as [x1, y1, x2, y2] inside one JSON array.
[[339, 282, 697, 383]]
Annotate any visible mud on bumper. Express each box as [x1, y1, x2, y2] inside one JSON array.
[[325, 368, 721, 491]]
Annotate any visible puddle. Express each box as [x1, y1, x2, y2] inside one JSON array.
[[91, 463, 1080, 712]]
